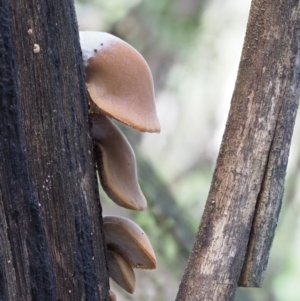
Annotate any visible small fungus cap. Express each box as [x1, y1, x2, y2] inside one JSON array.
[[103, 215, 156, 269], [90, 113, 147, 210], [80, 31, 160, 133], [107, 250, 135, 294], [109, 291, 117, 301]]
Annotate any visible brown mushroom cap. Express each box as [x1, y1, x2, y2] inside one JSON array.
[[103, 215, 156, 269], [107, 250, 135, 294], [109, 291, 117, 301], [90, 113, 147, 210], [80, 31, 160, 133]]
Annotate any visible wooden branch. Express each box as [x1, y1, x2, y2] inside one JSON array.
[[0, 1, 109, 300], [176, 0, 300, 300], [239, 0, 300, 287], [238, 61, 299, 286]]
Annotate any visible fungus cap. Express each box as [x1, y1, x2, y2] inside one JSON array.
[[107, 250, 135, 294], [80, 31, 160, 133], [90, 113, 147, 210], [109, 291, 117, 301], [103, 215, 156, 269]]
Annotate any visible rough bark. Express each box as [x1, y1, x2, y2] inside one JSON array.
[[238, 0, 300, 287], [0, 1, 109, 300], [176, 0, 300, 300]]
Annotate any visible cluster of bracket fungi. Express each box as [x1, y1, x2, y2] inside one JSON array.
[[80, 31, 160, 299]]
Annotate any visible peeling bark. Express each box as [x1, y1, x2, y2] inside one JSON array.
[[176, 0, 300, 300], [0, 1, 109, 300]]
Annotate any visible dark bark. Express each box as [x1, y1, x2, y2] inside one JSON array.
[[176, 0, 300, 300], [0, 1, 109, 300]]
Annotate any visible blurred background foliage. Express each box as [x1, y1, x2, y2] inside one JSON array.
[[76, 1, 300, 300]]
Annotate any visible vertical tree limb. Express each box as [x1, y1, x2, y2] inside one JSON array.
[[238, 61, 299, 286], [0, 1, 109, 300], [176, 0, 300, 300]]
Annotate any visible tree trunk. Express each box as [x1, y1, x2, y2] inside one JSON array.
[[176, 0, 300, 300], [0, 1, 109, 300]]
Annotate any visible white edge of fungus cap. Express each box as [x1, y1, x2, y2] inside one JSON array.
[[80, 31, 118, 67]]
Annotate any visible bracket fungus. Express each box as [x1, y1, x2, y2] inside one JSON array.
[[90, 113, 146, 210], [80, 32, 159, 298], [103, 215, 156, 270], [80, 31, 161, 211], [80, 31, 160, 133]]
